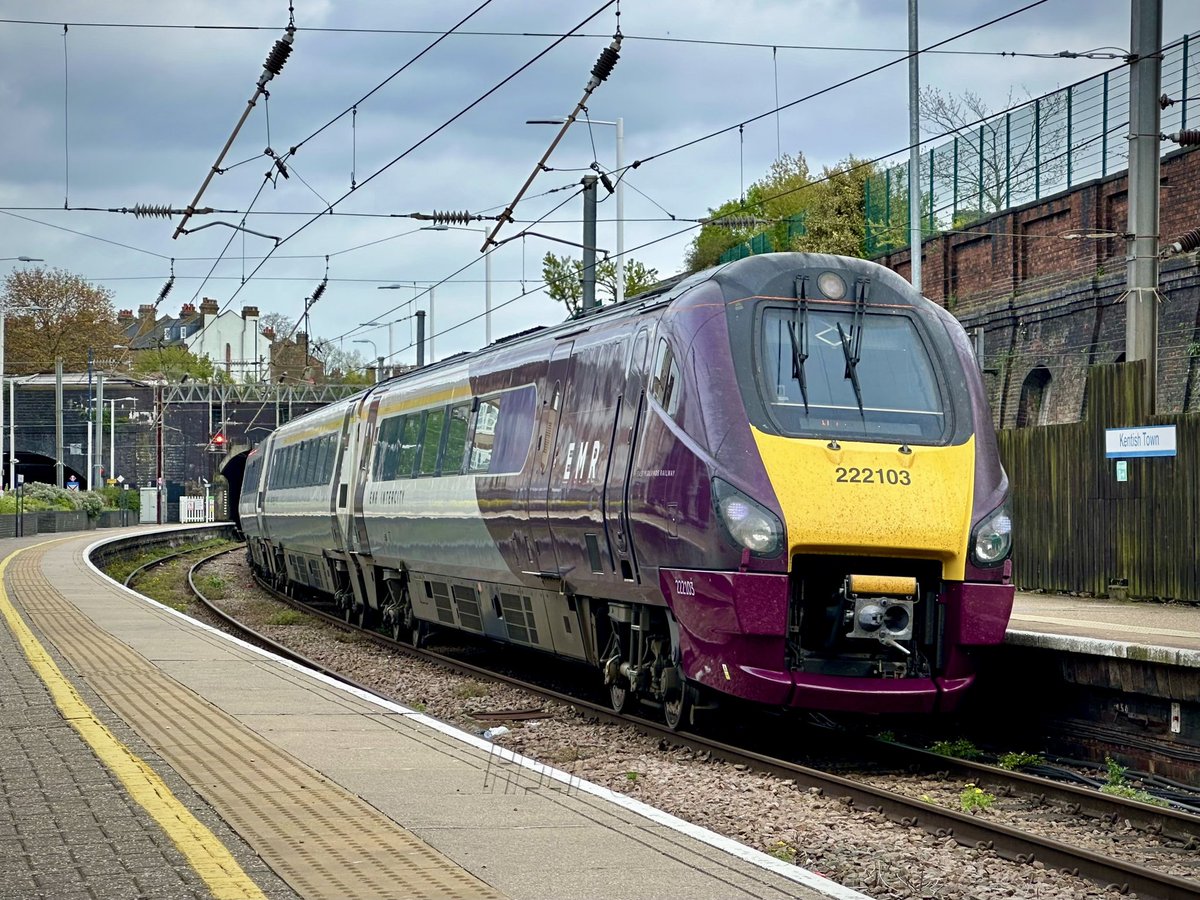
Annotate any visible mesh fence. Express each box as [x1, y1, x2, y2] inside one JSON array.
[[864, 31, 1196, 256]]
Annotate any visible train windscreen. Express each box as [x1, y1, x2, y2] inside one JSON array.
[[756, 306, 946, 442]]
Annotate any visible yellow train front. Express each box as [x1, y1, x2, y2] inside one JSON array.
[[647, 252, 1014, 715]]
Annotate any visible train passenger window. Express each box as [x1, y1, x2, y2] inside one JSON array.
[[468, 399, 500, 473], [418, 408, 445, 476], [374, 416, 404, 479], [651, 339, 680, 417], [396, 415, 422, 478], [442, 404, 471, 475]]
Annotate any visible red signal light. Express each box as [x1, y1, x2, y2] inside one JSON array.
[[211, 432, 226, 446]]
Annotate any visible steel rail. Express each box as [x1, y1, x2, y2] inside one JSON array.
[[178, 550, 1199, 900]]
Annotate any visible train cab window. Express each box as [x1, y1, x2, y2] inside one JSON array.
[[418, 408, 446, 476], [396, 416, 423, 479], [468, 399, 500, 473], [758, 306, 945, 441], [651, 339, 680, 417], [442, 403, 471, 475]]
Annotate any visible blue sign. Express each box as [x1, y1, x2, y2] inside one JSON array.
[[1104, 425, 1177, 459]]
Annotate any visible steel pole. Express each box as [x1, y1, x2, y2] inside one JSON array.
[[428, 287, 435, 363], [582, 174, 599, 312], [1125, 0, 1163, 411], [908, 0, 922, 292], [615, 117, 625, 305], [109, 399, 114, 487], [55, 357, 63, 487], [416, 310, 426, 367], [93, 373, 104, 488], [484, 244, 493, 344], [6, 377, 12, 492]]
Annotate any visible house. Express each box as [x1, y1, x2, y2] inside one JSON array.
[[120, 300, 270, 383]]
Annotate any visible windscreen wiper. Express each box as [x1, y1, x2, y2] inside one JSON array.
[[836, 279, 869, 416], [787, 276, 810, 412]]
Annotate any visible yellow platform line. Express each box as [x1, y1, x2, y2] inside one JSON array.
[[0, 540, 266, 900]]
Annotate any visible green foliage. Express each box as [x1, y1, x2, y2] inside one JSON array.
[[1188, 341, 1200, 358], [929, 738, 983, 760], [453, 681, 489, 699], [767, 840, 798, 864], [1099, 756, 1166, 806], [876, 730, 896, 743], [267, 609, 307, 626], [960, 783, 996, 813], [132, 345, 215, 382], [684, 152, 878, 271], [542, 253, 660, 316], [98, 485, 141, 512], [625, 771, 640, 782], [998, 751, 1044, 770]]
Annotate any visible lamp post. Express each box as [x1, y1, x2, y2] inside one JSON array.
[[378, 283, 436, 362], [0, 256, 44, 490], [357, 316, 405, 368], [527, 116, 624, 304], [420, 224, 494, 345], [352, 339, 380, 382]]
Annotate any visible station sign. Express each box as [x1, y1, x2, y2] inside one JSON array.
[[1104, 425, 1177, 459]]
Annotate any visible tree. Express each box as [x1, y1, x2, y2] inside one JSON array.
[[131, 345, 216, 382], [794, 157, 877, 258], [258, 311, 293, 338], [685, 153, 814, 272], [920, 86, 1068, 218], [315, 342, 373, 385], [542, 253, 660, 317], [2, 267, 125, 374]]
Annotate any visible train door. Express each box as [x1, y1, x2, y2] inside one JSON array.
[[603, 326, 651, 582], [350, 396, 382, 553], [331, 403, 357, 550], [522, 341, 574, 576]]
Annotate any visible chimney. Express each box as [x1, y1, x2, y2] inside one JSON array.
[[262, 326, 276, 340], [117, 309, 134, 324], [138, 304, 156, 323], [199, 298, 219, 316], [241, 305, 259, 320], [179, 302, 196, 317]]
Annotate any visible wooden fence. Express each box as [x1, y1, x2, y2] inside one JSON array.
[[997, 362, 1200, 601]]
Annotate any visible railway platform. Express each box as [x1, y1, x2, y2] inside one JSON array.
[[0, 527, 862, 900]]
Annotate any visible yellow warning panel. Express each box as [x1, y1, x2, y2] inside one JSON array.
[[848, 573, 917, 596]]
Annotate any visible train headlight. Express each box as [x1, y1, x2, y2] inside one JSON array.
[[970, 500, 1013, 566], [712, 478, 784, 557]]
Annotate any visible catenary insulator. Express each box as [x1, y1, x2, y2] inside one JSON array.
[[1167, 129, 1200, 147], [1162, 227, 1200, 258], [310, 280, 328, 304], [132, 204, 176, 219], [707, 216, 766, 229], [431, 210, 474, 225], [156, 276, 175, 304], [263, 29, 295, 76], [590, 34, 622, 84]]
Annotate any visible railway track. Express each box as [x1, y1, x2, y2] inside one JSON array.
[[149, 545, 1200, 899]]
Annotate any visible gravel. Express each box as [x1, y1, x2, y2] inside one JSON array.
[[188, 552, 1195, 899]]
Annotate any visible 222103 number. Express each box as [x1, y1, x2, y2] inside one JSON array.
[[835, 467, 911, 485]]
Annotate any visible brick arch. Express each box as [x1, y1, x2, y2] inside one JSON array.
[[1016, 365, 1052, 427]]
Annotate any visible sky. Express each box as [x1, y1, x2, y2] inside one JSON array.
[[0, 0, 1195, 372]]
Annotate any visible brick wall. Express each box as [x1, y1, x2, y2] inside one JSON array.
[[875, 148, 1200, 426]]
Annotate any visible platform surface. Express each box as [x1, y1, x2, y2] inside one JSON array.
[[0, 527, 861, 900], [1009, 589, 1200, 664]]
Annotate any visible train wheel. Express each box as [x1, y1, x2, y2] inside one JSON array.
[[609, 681, 631, 714], [662, 680, 694, 732], [410, 621, 428, 649]]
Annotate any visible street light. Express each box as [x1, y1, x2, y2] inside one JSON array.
[[377, 283, 436, 362], [0, 256, 44, 490], [357, 316, 405, 367], [352, 339, 383, 382], [420, 224, 494, 345], [527, 116, 624, 304]]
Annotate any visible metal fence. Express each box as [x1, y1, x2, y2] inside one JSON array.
[[864, 32, 1196, 256], [718, 214, 807, 263]]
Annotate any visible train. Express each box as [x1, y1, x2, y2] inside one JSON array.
[[238, 252, 1014, 726]]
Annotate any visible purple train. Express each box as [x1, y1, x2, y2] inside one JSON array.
[[239, 252, 1014, 725]]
